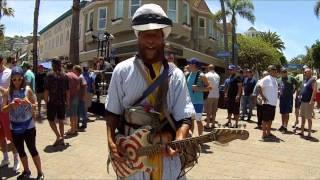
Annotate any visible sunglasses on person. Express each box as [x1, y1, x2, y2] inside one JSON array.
[[12, 78, 23, 82]]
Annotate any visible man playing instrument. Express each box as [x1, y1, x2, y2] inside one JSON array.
[[105, 4, 194, 180]]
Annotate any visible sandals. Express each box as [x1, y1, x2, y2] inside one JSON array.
[[52, 138, 64, 146], [65, 129, 78, 136]]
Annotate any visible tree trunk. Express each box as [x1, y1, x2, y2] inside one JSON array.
[[231, 13, 237, 65], [69, 0, 80, 65], [220, 0, 229, 66], [32, 0, 40, 73]]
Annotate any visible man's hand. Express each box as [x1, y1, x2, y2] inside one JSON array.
[[109, 143, 126, 162], [192, 85, 200, 92], [309, 99, 315, 105], [163, 146, 179, 157], [236, 95, 240, 102]]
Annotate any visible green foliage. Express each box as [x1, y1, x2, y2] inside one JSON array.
[[258, 31, 285, 52], [280, 55, 287, 66], [290, 54, 305, 65], [315, 0, 320, 18], [311, 40, 320, 68], [0, 0, 14, 38], [237, 35, 281, 71]]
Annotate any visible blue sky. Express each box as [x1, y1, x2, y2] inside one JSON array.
[[1, 0, 320, 61]]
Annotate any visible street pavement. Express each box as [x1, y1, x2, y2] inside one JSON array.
[[1, 104, 320, 179]]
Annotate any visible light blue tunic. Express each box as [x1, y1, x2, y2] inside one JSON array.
[[105, 56, 194, 179]]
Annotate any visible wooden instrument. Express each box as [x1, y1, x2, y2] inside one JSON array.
[[110, 127, 249, 177]]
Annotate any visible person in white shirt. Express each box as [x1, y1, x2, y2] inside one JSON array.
[[0, 56, 20, 171], [257, 65, 278, 139], [204, 64, 220, 129]]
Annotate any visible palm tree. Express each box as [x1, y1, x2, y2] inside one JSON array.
[[315, 0, 320, 18], [0, 0, 14, 18], [226, 0, 255, 65], [258, 31, 285, 52], [32, 0, 40, 73], [219, 0, 229, 65], [69, 0, 80, 65], [0, 0, 14, 38]]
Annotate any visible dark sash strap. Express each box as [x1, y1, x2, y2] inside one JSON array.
[[132, 58, 169, 106]]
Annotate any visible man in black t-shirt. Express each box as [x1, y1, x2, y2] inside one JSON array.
[[224, 65, 242, 128], [44, 59, 70, 146], [35, 65, 47, 118]]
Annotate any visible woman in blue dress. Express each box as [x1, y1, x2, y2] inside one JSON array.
[[2, 66, 44, 180]]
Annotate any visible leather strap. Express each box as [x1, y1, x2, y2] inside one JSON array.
[[132, 57, 169, 106]]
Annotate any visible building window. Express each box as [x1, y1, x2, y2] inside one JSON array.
[[86, 10, 94, 31], [129, 0, 140, 17], [66, 30, 69, 41], [168, 0, 178, 23], [98, 7, 107, 30], [198, 17, 206, 38], [115, 0, 124, 19], [182, 1, 190, 25], [56, 36, 59, 47], [60, 34, 63, 46], [208, 19, 214, 38]]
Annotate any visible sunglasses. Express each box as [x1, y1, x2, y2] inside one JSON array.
[[12, 78, 23, 82]]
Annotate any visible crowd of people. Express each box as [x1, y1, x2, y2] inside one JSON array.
[[0, 55, 107, 179], [184, 60, 317, 140], [0, 3, 318, 179]]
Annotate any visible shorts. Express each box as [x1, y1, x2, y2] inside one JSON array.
[[227, 97, 240, 115], [86, 93, 93, 108], [279, 96, 293, 114], [47, 102, 66, 121], [67, 98, 79, 117], [193, 104, 203, 121], [36, 92, 44, 103], [300, 102, 313, 119], [316, 93, 320, 103], [261, 104, 276, 121], [295, 96, 301, 109], [0, 111, 12, 141]]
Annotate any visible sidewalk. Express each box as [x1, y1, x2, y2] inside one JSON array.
[[1, 106, 320, 179]]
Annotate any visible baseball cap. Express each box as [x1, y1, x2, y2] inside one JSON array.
[[268, 65, 277, 71], [11, 66, 24, 76], [228, 64, 236, 70], [187, 57, 201, 67], [131, 4, 172, 39]]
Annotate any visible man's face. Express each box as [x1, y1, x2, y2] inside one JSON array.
[[270, 69, 278, 77], [138, 29, 165, 64], [281, 71, 287, 78], [38, 66, 44, 73], [304, 70, 311, 78], [228, 69, 235, 75], [247, 71, 253, 78], [188, 64, 198, 72]]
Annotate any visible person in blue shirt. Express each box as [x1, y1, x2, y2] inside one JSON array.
[[241, 69, 256, 121], [186, 58, 210, 136], [224, 65, 242, 128]]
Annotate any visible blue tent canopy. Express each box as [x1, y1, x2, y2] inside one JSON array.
[[40, 61, 52, 69]]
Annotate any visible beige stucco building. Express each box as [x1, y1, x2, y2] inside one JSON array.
[[39, 0, 226, 71], [39, 1, 88, 61]]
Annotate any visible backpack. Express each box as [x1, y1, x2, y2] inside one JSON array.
[[186, 71, 209, 100]]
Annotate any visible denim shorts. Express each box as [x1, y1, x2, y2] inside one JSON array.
[[67, 97, 79, 117]]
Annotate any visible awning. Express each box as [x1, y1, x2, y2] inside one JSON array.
[[19, 52, 27, 59], [183, 47, 225, 68]]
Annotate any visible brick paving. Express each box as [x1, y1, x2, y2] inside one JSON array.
[[1, 105, 320, 179]]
